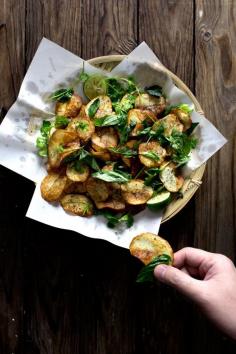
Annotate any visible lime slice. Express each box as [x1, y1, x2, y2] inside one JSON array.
[[147, 191, 171, 211], [83, 74, 107, 100]]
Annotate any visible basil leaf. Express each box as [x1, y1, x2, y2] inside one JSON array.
[[114, 93, 136, 114], [36, 120, 53, 157], [55, 115, 70, 128], [136, 254, 172, 283], [99, 211, 133, 229], [79, 71, 89, 83], [77, 148, 100, 171], [50, 88, 74, 102], [109, 146, 137, 158], [145, 85, 162, 97], [106, 78, 125, 102], [92, 170, 131, 183], [166, 131, 198, 165], [76, 121, 89, 132], [118, 119, 136, 145], [40, 120, 53, 136], [119, 213, 134, 228], [88, 98, 100, 118], [89, 157, 100, 171], [94, 114, 121, 127], [141, 151, 160, 161]]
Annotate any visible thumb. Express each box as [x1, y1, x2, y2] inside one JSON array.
[[154, 265, 203, 302]]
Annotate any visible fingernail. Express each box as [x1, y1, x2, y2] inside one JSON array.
[[154, 264, 168, 279]]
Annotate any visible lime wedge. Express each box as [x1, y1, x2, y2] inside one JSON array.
[[83, 74, 107, 100], [147, 191, 171, 211]]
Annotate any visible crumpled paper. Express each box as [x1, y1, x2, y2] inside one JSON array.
[[0, 38, 227, 249]]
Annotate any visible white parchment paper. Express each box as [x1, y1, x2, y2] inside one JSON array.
[[0, 38, 227, 249]]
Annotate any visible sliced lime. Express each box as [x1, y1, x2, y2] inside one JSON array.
[[147, 191, 171, 211], [83, 74, 107, 100]]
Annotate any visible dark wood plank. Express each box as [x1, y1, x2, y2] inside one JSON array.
[[81, 0, 138, 59], [23, 1, 138, 353], [0, 0, 26, 108], [137, 1, 198, 353], [194, 0, 236, 259], [192, 2, 236, 351], [0, 1, 26, 353], [25, 0, 83, 68], [139, 0, 195, 91]]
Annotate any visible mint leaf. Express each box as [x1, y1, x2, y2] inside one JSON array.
[[50, 88, 74, 102]]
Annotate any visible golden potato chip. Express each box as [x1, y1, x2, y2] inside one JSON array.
[[41, 172, 68, 202], [129, 233, 173, 265]]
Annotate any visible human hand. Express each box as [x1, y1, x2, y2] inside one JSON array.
[[154, 247, 236, 340]]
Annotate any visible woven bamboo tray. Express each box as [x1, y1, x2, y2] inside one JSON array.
[[88, 55, 206, 223]]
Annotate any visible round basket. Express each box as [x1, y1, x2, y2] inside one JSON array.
[[88, 55, 206, 223]]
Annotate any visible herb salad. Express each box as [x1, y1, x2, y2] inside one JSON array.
[[37, 72, 198, 229]]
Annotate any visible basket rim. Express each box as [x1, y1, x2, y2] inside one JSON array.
[[87, 54, 206, 223]]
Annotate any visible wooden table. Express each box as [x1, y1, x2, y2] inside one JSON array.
[[0, 0, 235, 353]]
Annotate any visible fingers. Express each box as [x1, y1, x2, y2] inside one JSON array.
[[174, 247, 214, 269], [154, 264, 203, 302]]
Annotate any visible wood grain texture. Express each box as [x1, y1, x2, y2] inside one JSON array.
[[25, 0, 83, 67], [81, 0, 138, 59], [194, 0, 236, 258], [0, 1, 26, 353], [0, 0, 26, 108], [0, 0, 235, 353], [139, 0, 194, 90]]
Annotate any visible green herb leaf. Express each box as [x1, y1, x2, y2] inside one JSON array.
[[114, 93, 136, 114], [141, 151, 160, 161], [144, 168, 162, 188], [78, 148, 100, 171], [164, 103, 193, 116], [118, 119, 136, 145], [145, 85, 162, 97], [106, 78, 126, 103], [55, 115, 70, 128], [99, 211, 134, 229], [79, 71, 90, 83], [36, 120, 53, 157], [166, 131, 198, 165], [94, 114, 121, 127], [50, 88, 74, 102], [136, 254, 172, 283], [76, 121, 89, 131], [92, 170, 131, 183], [109, 146, 138, 158], [88, 98, 100, 118]]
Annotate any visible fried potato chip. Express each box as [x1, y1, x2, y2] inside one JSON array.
[[139, 141, 167, 168], [129, 233, 173, 265], [41, 172, 68, 202], [160, 165, 184, 192], [63, 180, 87, 194], [121, 180, 153, 205], [55, 94, 82, 117], [91, 127, 118, 151], [171, 108, 192, 131], [60, 194, 93, 216], [66, 116, 95, 143], [66, 163, 90, 182], [135, 94, 166, 116], [85, 95, 113, 118], [153, 114, 184, 137], [86, 177, 110, 202], [48, 129, 80, 168]]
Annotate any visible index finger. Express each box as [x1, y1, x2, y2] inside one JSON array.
[[173, 247, 214, 269]]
